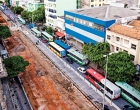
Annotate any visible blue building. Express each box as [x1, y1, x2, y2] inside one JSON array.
[[64, 6, 140, 48]]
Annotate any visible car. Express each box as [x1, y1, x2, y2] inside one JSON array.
[[104, 105, 110, 110], [77, 67, 86, 73], [123, 105, 138, 110], [66, 58, 73, 64]]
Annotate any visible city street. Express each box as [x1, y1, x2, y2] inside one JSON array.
[[2, 7, 134, 110]]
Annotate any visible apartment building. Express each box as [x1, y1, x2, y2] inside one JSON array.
[[105, 0, 139, 7], [90, 0, 105, 7], [44, 0, 76, 28], [26, 1, 44, 12], [64, 6, 140, 50], [106, 20, 140, 64]]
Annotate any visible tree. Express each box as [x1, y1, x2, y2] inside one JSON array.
[[104, 52, 137, 82], [0, 25, 11, 39], [82, 42, 110, 68], [3, 56, 29, 78], [46, 27, 54, 35], [10, 6, 24, 14], [32, 6, 45, 24], [21, 10, 30, 19], [134, 81, 140, 91], [14, 6, 24, 14]]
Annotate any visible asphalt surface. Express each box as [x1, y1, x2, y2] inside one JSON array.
[[2, 6, 134, 110]]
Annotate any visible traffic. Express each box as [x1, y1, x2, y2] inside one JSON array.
[[1, 5, 140, 110]]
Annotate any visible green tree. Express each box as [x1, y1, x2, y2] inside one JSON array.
[[0, 25, 11, 39], [82, 42, 110, 68], [134, 81, 140, 91], [46, 27, 54, 35], [14, 6, 24, 14], [3, 56, 29, 78], [105, 52, 137, 82], [32, 6, 45, 24], [21, 10, 30, 19]]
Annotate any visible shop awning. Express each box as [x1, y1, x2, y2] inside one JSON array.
[[55, 31, 65, 38]]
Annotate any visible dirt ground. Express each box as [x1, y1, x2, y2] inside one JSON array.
[[3, 28, 98, 110], [0, 10, 99, 110]]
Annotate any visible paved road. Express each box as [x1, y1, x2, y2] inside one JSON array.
[[22, 28, 120, 110], [1, 78, 14, 110], [2, 7, 133, 110]]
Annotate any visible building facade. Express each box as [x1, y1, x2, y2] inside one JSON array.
[[106, 20, 140, 64], [64, 6, 140, 50], [26, 1, 44, 12], [44, 0, 76, 28]]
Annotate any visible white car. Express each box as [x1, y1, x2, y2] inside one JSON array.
[[77, 67, 86, 73]]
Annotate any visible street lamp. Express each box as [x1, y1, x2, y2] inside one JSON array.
[[102, 53, 109, 110], [102, 52, 118, 110]]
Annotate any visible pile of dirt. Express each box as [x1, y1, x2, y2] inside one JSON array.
[[4, 30, 97, 110]]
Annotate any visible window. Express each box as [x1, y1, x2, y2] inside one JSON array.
[[116, 37, 120, 41], [107, 35, 111, 40], [116, 47, 119, 51], [99, 4, 101, 6], [124, 39, 129, 45], [123, 50, 128, 53], [131, 44, 136, 50], [91, 5, 94, 7], [130, 54, 135, 61], [91, 0, 94, 2]]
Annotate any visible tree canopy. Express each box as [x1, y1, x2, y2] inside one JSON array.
[[0, 25, 11, 39], [104, 52, 137, 82], [4, 56, 29, 78], [82, 42, 110, 67], [32, 6, 45, 23], [10, 6, 24, 14]]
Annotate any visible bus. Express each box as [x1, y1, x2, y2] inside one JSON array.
[[67, 48, 88, 65], [17, 17, 26, 25], [48, 42, 66, 57], [41, 31, 53, 42], [85, 68, 121, 99], [115, 82, 140, 108], [0, 5, 4, 11], [54, 40, 70, 50], [31, 28, 41, 37]]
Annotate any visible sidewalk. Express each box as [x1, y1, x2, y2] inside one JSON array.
[[21, 26, 120, 110], [0, 79, 7, 110]]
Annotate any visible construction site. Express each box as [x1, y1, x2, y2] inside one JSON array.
[[0, 11, 99, 110]]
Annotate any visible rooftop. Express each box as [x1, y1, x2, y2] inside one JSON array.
[[69, 6, 140, 21], [109, 20, 140, 40]]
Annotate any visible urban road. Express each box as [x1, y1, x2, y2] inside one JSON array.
[[2, 7, 132, 110]]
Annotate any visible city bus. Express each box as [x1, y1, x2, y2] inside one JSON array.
[[54, 40, 70, 50], [41, 31, 53, 42], [17, 17, 26, 25], [31, 28, 41, 37], [85, 68, 121, 99], [48, 42, 66, 57], [115, 81, 140, 108], [0, 5, 4, 11], [67, 48, 88, 65]]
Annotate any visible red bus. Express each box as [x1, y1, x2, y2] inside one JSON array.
[[85, 68, 121, 99]]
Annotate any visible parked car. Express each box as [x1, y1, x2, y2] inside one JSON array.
[[66, 58, 73, 64], [104, 105, 110, 110], [77, 67, 86, 73], [122, 105, 138, 110]]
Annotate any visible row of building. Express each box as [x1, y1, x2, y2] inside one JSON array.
[[3, 0, 140, 65]]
